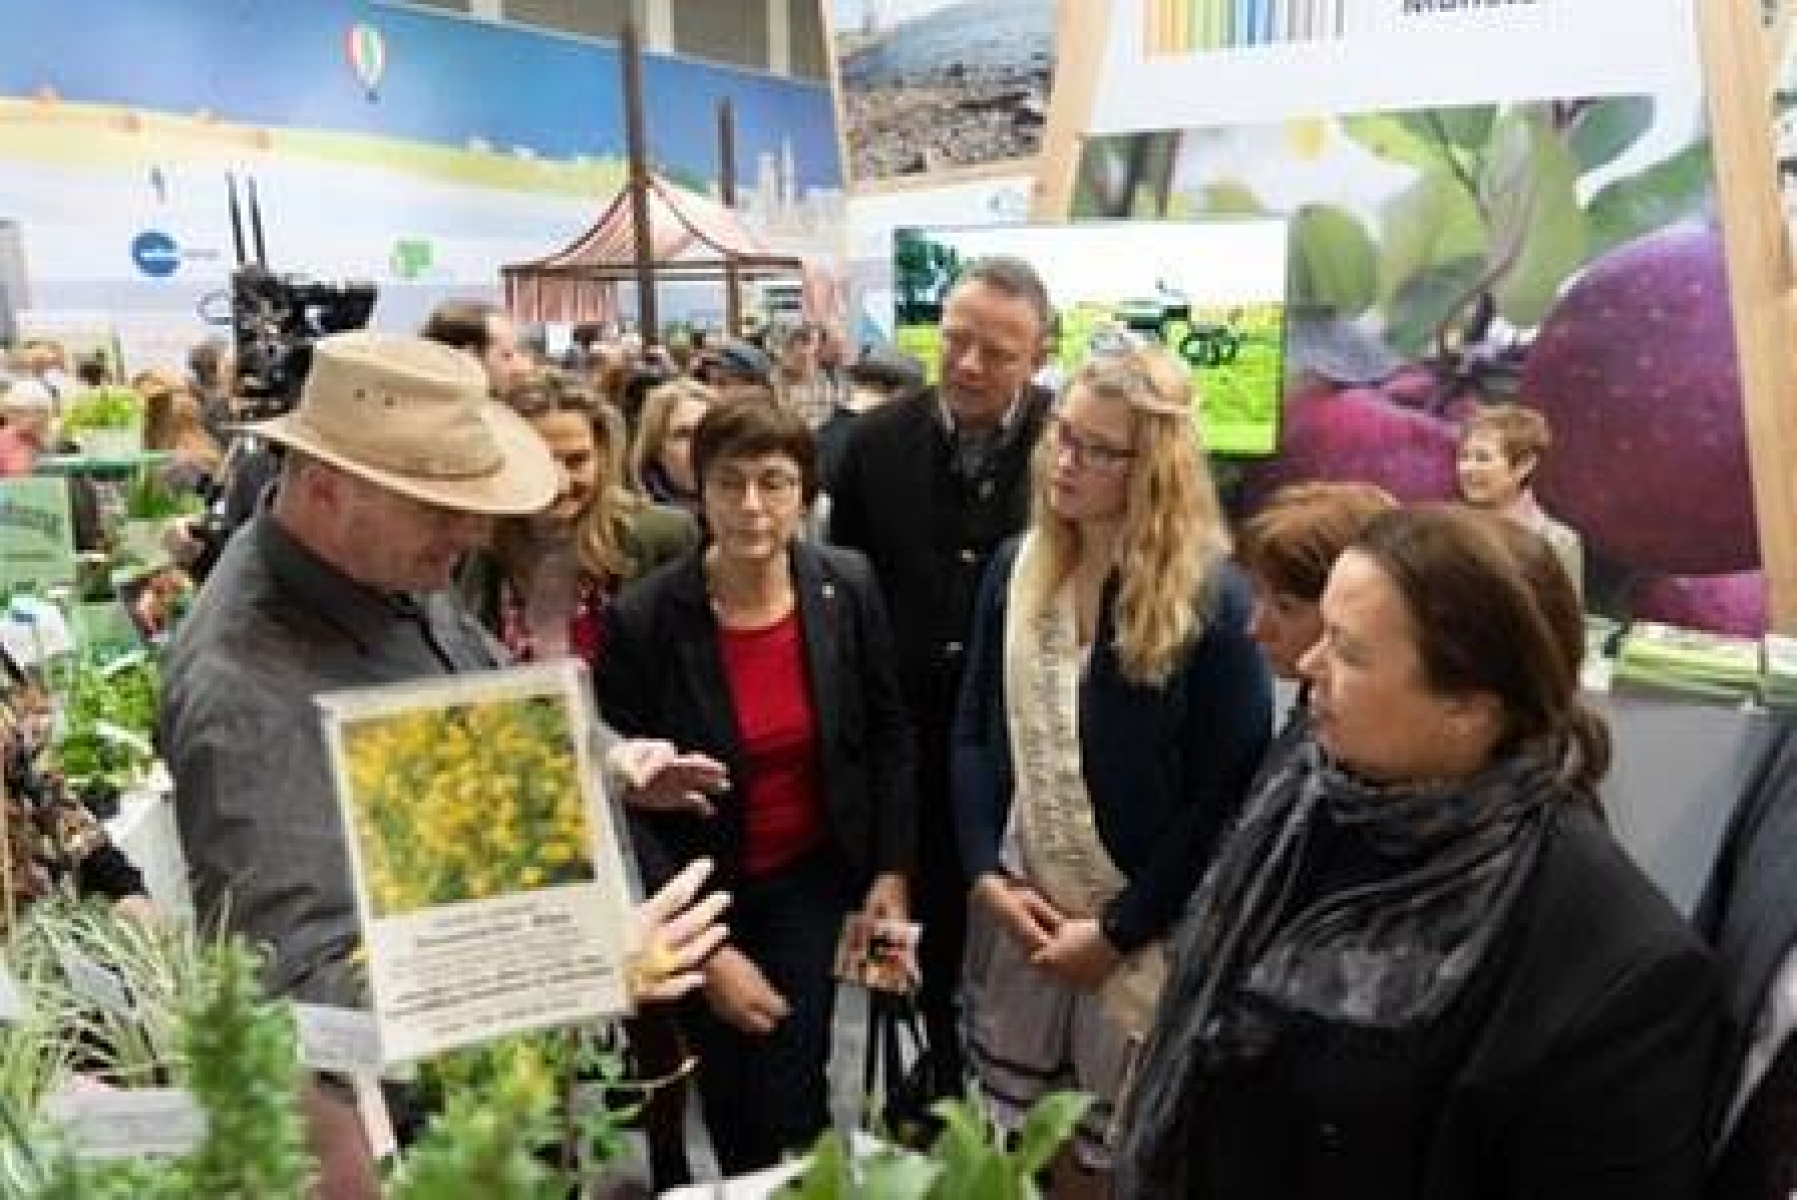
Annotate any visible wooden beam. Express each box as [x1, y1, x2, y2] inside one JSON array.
[[1699, 0, 1797, 626], [1033, 0, 1109, 221]]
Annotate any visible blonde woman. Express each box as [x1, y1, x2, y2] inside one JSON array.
[[952, 346, 1272, 1192], [631, 377, 715, 515]]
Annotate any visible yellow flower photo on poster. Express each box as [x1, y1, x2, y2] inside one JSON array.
[[318, 661, 635, 1064], [337, 691, 597, 917]]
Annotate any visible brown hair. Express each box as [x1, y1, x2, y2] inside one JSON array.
[[495, 368, 642, 581], [1353, 504, 1608, 797], [631, 378, 716, 491], [421, 299, 505, 356], [134, 368, 222, 474], [1462, 403, 1552, 472], [690, 398, 819, 502], [1238, 481, 1397, 602]]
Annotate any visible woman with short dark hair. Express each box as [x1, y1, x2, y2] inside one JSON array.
[[599, 399, 915, 1174], [1118, 504, 1722, 1200]]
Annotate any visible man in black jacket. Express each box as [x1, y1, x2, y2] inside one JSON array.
[[827, 255, 1054, 1081]]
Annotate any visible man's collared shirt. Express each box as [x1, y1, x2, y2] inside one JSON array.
[[159, 514, 500, 1006]]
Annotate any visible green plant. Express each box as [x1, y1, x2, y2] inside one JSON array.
[[122, 468, 201, 522], [50, 652, 160, 793], [59, 387, 142, 435], [781, 1090, 1092, 1200]]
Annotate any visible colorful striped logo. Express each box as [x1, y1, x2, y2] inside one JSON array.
[[1145, 0, 1353, 53]]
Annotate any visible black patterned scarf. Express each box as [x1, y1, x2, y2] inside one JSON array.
[[1114, 736, 1564, 1197]]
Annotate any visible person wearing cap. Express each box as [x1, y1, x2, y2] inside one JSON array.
[[159, 332, 728, 1197], [706, 339, 778, 405], [826, 254, 1056, 1092], [814, 343, 925, 485]]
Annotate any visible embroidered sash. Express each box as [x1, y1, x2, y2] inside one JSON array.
[[1004, 532, 1167, 1036]]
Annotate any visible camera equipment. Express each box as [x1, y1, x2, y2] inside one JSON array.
[[226, 174, 377, 421]]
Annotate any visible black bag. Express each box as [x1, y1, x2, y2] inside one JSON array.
[[862, 991, 953, 1150]]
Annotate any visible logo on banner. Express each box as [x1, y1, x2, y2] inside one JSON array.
[[130, 230, 180, 279]]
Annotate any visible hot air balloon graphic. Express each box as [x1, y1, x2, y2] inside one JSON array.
[[347, 23, 386, 102]]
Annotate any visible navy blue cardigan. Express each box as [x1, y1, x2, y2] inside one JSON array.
[[951, 538, 1272, 953]]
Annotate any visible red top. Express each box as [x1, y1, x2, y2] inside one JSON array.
[[719, 610, 827, 878]]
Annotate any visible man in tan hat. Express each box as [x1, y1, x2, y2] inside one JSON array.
[[160, 331, 725, 1197]]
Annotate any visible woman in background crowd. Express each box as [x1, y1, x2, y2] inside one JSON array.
[[462, 366, 699, 1190], [1119, 504, 1722, 1200], [465, 369, 695, 667], [631, 378, 715, 517], [135, 368, 224, 493], [600, 400, 914, 1175], [1235, 481, 1396, 761], [953, 347, 1272, 1194], [1456, 403, 1583, 598]]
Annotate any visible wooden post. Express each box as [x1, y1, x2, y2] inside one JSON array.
[[1034, 0, 1109, 221], [718, 98, 742, 338], [1699, 0, 1797, 628], [622, 20, 658, 341]]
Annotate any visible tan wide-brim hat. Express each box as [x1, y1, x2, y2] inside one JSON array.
[[243, 330, 558, 516]]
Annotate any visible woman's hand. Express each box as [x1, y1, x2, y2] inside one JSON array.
[[609, 739, 728, 817], [628, 858, 730, 1005], [1030, 918, 1121, 992], [972, 872, 1063, 956], [702, 946, 791, 1034]]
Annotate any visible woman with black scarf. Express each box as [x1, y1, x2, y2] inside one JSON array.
[[1116, 505, 1724, 1200]]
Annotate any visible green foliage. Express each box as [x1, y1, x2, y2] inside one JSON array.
[[1291, 204, 1379, 316], [59, 388, 142, 434], [50, 652, 160, 791], [122, 468, 200, 522], [1196, 95, 1715, 361], [780, 1090, 1092, 1200]]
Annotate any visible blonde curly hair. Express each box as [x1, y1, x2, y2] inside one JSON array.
[[1021, 346, 1229, 686]]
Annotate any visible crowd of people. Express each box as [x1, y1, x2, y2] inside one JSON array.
[[0, 258, 1776, 1200]]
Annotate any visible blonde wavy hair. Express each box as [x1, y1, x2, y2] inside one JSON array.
[[630, 378, 716, 493], [1022, 346, 1230, 686], [496, 369, 645, 582]]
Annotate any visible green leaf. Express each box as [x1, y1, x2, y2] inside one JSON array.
[[1583, 139, 1714, 258], [1383, 256, 1487, 358], [1377, 167, 1489, 306], [1401, 105, 1497, 152], [1196, 180, 1268, 216], [1567, 96, 1656, 172], [1341, 112, 1454, 171], [1292, 204, 1380, 317], [781, 1131, 850, 1199], [860, 1150, 943, 1199], [1480, 109, 1588, 328], [1010, 1092, 1094, 1178]]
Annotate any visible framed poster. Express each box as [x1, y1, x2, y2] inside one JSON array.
[[318, 661, 633, 1065]]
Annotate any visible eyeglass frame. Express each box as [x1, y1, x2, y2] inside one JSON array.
[[1046, 413, 1136, 473], [701, 464, 806, 505]]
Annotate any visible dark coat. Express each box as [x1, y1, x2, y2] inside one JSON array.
[[951, 538, 1272, 952], [596, 540, 915, 894], [1184, 802, 1724, 1200], [825, 386, 1052, 734]]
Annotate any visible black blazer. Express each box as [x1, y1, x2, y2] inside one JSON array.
[[597, 540, 915, 895], [826, 386, 1053, 730], [1189, 803, 1724, 1200]]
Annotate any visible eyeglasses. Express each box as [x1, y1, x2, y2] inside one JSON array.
[[703, 468, 803, 504], [1047, 415, 1135, 472]]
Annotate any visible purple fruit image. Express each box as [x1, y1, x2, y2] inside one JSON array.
[[1524, 222, 1759, 575], [1243, 383, 1460, 506], [1632, 570, 1767, 638]]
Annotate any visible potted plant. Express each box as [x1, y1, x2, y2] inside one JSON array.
[[59, 387, 143, 459]]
